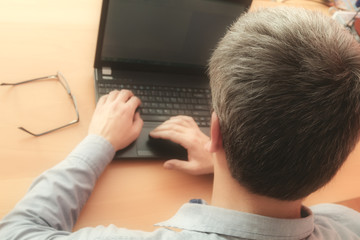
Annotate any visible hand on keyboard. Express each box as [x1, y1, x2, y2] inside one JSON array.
[[149, 115, 214, 175], [89, 90, 143, 151]]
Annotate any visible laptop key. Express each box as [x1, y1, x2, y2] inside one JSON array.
[[193, 93, 205, 98], [156, 109, 164, 114], [192, 110, 209, 116], [194, 105, 209, 110], [141, 115, 170, 122]]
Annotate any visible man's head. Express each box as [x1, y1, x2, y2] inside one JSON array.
[[209, 7, 360, 201]]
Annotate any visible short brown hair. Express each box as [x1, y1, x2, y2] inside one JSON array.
[[209, 7, 360, 200]]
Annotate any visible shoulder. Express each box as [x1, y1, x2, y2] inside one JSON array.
[[310, 203, 360, 238]]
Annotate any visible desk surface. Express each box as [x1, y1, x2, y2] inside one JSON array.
[[0, 0, 359, 232]]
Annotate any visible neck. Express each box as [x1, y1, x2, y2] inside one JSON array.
[[211, 150, 303, 219]]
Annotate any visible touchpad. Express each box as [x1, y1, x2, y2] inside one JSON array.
[[136, 124, 187, 160]]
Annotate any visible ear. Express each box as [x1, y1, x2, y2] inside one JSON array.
[[207, 111, 223, 153]]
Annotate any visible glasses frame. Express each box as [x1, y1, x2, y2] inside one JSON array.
[[0, 72, 79, 136]]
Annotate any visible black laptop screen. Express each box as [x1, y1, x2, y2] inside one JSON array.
[[98, 0, 251, 71]]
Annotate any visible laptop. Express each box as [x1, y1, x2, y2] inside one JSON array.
[[93, 0, 252, 159]]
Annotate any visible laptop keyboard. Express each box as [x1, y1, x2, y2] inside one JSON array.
[[98, 82, 212, 127]]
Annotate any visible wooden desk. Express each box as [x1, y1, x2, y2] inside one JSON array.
[[0, 0, 359, 232]]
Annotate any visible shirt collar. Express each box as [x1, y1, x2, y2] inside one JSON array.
[[156, 201, 314, 240]]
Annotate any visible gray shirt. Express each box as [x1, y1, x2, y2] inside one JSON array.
[[0, 134, 359, 240]]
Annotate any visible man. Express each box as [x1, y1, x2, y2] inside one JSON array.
[[1, 6, 360, 239]]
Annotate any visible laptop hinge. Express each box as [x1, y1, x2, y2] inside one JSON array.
[[102, 67, 112, 76]]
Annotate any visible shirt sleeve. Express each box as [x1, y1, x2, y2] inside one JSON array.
[[0, 134, 116, 240]]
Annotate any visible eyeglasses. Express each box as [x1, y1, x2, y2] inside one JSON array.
[[0, 72, 79, 136]]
